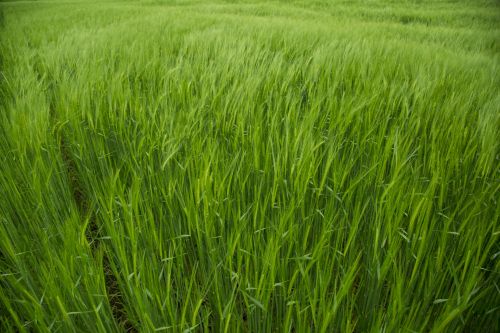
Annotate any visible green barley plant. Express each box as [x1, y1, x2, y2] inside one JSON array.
[[0, 0, 499, 332]]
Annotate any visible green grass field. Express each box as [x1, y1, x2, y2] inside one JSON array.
[[0, 0, 499, 331]]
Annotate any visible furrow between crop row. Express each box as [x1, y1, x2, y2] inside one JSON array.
[[34, 57, 137, 331]]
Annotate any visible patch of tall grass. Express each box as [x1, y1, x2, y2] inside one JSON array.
[[1, 0, 499, 331]]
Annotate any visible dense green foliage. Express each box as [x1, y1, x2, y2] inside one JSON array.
[[1, 0, 499, 332]]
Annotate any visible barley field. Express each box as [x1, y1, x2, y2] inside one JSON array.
[[0, 0, 499, 332]]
